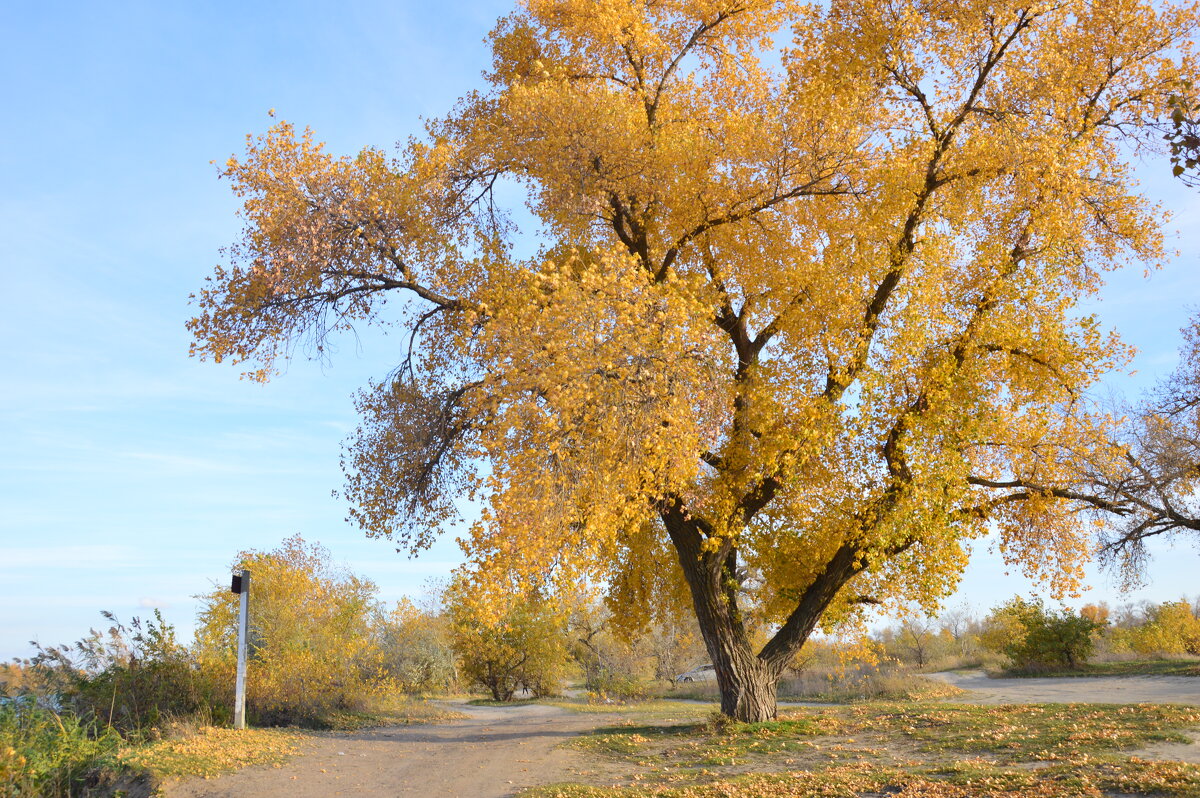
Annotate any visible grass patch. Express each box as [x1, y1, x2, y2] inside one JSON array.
[[548, 698, 719, 720], [995, 659, 1200, 678], [466, 697, 543, 707], [784, 673, 966, 703], [1, 698, 123, 797], [567, 710, 848, 770], [669, 671, 966, 704], [529, 700, 1200, 797], [1056, 754, 1200, 795], [523, 767, 1063, 797], [842, 702, 1200, 760], [523, 767, 905, 797]]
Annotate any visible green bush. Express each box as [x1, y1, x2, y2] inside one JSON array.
[[0, 695, 120, 797], [28, 611, 225, 737], [983, 598, 1102, 671], [586, 671, 649, 702]]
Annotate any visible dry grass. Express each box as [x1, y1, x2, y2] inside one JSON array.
[[317, 695, 468, 730], [668, 667, 964, 704], [993, 658, 1200, 678], [522, 700, 1200, 797]]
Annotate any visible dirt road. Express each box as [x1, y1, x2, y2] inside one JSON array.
[[166, 702, 621, 798], [930, 669, 1200, 705], [166, 676, 1200, 796]]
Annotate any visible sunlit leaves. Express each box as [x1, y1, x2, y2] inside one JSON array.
[[192, 0, 1199, 714]]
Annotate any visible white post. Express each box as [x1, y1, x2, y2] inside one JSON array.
[[233, 569, 250, 730]]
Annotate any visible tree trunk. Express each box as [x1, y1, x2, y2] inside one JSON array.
[[663, 504, 782, 722], [712, 647, 778, 721], [662, 502, 867, 722]]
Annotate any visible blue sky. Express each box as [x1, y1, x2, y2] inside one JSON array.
[[2, 1, 1198, 662]]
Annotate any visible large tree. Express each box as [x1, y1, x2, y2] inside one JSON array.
[[190, 0, 1198, 720]]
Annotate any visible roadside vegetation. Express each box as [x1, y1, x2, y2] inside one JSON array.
[[4, 533, 1197, 796], [0, 536, 463, 796], [857, 596, 1200, 679]]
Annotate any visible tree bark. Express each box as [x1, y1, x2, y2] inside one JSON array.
[[713, 648, 778, 721], [662, 502, 781, 721], [661, 501, 869, 721]]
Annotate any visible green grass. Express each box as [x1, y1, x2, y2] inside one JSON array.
[[522, 700, 1200, 797], [1, 697, 130, 798], [995, 659, 1200, 678]]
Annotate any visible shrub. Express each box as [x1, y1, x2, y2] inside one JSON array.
[[26, 611, 222, 737], [446, 583, 569, 701], [0, 696, 120, 798], [983, 597, 1102, 671], [586, 672, 649, 702], [1123, 600, 1200, 656], [374, 598, 457, 694], [193, 536, 389, 727]]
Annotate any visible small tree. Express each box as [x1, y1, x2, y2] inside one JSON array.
[[895, 617, 939, 668], [647, 616, 707, 687], [938, 604, 980, 660], [983, 598, 1102, 671], [1127, 600, 1200, 656], [1080, 603, 1111, 626], [374, 598, 457, 694], [445, 581, 568, 701]]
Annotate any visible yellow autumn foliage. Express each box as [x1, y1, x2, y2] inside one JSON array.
[[191, 0, 1200, 719], [1113, 600, 1200, 656], [193, 536, 389, 726], [445, 576, 570, 701]]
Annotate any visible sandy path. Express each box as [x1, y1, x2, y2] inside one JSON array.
[[166, 702, 621, 798], [929, 669, 1200, 705]]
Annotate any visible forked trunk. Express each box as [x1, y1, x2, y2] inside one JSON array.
[[690, 579, 782, 721], [709, 641, 778, 721], [663, 503, 864, 722], [664, 506, 785, 721]]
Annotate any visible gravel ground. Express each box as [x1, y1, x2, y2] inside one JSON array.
[[165, 701, 621, 798], [929, 669, 1200, 705]]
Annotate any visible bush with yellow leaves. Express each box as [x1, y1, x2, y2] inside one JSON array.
[[445, 577, 569, 701], [1113, 600, 1200, 657], [193, 536, 390, 727], [374, 598, 458, 695]]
